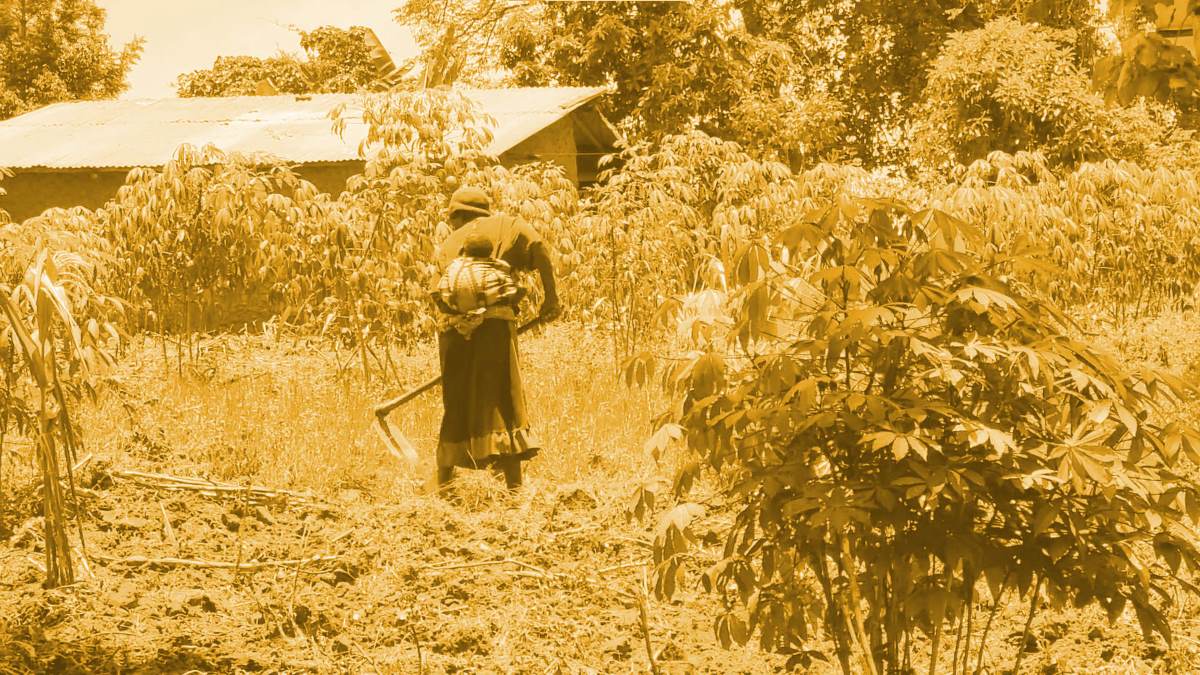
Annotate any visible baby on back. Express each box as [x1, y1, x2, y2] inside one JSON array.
[[432, 232, 524, 336]]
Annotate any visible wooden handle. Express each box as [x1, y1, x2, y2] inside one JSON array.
[[372, 316, 549, 418]]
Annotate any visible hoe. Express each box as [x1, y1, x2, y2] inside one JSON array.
[[372, 317, 549, 462]]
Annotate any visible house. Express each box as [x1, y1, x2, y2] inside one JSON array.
[[0, 87, 619, 222]]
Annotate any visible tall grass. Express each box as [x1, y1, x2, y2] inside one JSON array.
[[82, 324, 661, 498]]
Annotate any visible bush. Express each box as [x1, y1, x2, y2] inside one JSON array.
[[99, 144, 326, 337], [641, 193, 1200, 673], [912, 18, 1175, 170]]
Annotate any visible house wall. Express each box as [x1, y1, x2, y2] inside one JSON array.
[[500, 116, 579, 184], [295, 162, 364, 198], [0, 170, 128, 222]]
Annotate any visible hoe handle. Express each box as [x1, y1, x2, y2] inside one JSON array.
[[373, 316, 549, 418], [374, 374, 443, 418]]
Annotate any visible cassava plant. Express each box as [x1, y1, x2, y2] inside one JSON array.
[[575, 131, 800, 360], [638, 194, 1200, 674], [100, 144, 327, 367], [937, 151, 1200, 321]]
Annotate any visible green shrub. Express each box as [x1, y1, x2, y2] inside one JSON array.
[[913, 18, 1177, 170], [641, 193, 1200, 674]]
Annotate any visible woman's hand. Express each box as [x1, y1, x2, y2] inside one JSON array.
[[538, 298, 562, 322]]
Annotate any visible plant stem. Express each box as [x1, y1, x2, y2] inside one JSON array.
[[638, 570, 661, 675], [929, 562, 952, 675], [975, 572, 1009, 675], [37, 388, 73, 587], [951, 603, 964, 675], [929, 607, 944, 675], [0, 346, 11, 526], [839, 535, 878, 675], [961, 571, 975, 675], [813, 549, 853, 675], [53, 375, 89, 560], [1012, 575, 1043, 675]]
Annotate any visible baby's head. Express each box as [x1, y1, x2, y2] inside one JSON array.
[[461, 233, 493, 258]]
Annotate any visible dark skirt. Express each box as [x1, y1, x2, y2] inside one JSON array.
[[436, 318, 540, 469]]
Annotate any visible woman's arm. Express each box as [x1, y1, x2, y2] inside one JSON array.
[[529, 240, 560, 319]]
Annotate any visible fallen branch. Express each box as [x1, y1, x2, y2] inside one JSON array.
[[597, 560, 649, 575], [112, 469, 325, 509], [426, 558, 552, 578], [95, 553, 339, 571], [15, 453, 96, 497]]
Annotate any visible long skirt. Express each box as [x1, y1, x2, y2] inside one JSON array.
[[436, 318, 540, 470]]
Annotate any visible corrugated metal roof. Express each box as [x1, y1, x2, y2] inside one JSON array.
[[0, 87, 609, 170]]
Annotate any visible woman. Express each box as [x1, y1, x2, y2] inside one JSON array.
[[433, 186, 560, 491]]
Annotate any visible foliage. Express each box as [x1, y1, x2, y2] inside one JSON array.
[[727, 0, 1102, 165], [175, 55, 310, 97], [913, 18, 1177, 169], [487, 0, 1104, 164], [494, 0, 838, 165], [935, 151, 1200, 320], [0, 245, 119, 587], [394, 0, 514, 87], [728, 83, 849, 170], [175, 25, 391, 97], [639, 192, 1200, 673], [0, 0, 143, 119], [98, 145, 327, 339], [499, 0, 763, 135], [297, 26, 393, 93], [1095, 0, 1200, 113], [571, 131, 801, 358]]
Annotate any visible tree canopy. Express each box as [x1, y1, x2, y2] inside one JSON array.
[[175, 25, 392, 97], [477, 0, 1104, 164], [0, 0, 143, 120], [394, 0, 1200, 169]]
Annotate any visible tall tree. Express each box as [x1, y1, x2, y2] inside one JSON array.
[[733, 0, 1102, 164], [487, 0, 1100, 165], [394, 0, 844, 165], [175, 25, 402, 97], [912, 17, 1177, 169], [394, 0, 515, 87], [496, 1, 785, 135], [0, 0, 143, 120]]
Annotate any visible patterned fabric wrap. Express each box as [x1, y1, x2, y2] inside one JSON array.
[[433, 256, 521, 338]]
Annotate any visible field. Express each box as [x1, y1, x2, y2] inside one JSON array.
[[8, 0, 1200, 671], [0, 318, 1197, 674], [0, 325, 779, 673]]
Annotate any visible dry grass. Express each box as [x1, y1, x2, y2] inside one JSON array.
[[83, 324, 663, 500]]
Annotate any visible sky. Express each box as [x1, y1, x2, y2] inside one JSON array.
[[96, 0, 420, 99]]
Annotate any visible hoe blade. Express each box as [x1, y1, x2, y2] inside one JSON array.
[[374, 413, 419, 464]]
